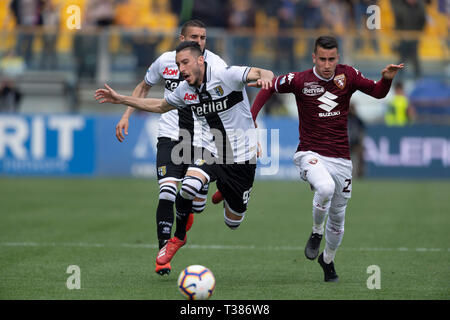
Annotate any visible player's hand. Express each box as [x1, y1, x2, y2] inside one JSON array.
[[247, 78, 273, 90], [253, 120, 262, 158], [381, 63, 404, 80], [115, 117, 129, 142], [257, 142, 262, 158], [95, 84, 124, 104]]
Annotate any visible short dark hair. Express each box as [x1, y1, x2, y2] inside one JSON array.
[[176, 41, 202, 57], [180, 19, 206, 36], [314, 36, 338, 53]]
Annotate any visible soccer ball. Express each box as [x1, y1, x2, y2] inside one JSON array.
[[177, 265, 215, 300]]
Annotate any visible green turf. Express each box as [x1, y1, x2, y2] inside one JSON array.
[[0, 178, 449, 300]]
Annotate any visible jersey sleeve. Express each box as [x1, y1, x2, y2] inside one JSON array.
[[144, 56, 162, 86], [219, 66, 251, 91], [348, 66, 392, 99], [251, 73, 300, 120], [164, 84, 187, 109], [273, 72, 300, 94], [251, 84, 276, 120]]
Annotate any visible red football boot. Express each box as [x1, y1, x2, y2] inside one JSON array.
[[186, 213, 194, 232], [212, 190, 223, 204], [155, 262, 171, 276], [156, 236, 186, 265]]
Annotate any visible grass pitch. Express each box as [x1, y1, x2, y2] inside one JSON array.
[[0, 178, 449, 300]]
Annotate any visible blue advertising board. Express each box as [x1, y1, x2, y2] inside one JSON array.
[[0, 114, 448, 179], [95, 114, 160, 177], [0, 115, 95, 176], [364, 125, 450, 178]]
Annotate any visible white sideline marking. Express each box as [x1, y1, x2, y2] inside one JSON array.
[[0, 242, 449, 252]]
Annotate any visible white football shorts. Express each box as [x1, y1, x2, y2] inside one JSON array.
[[293, 150, 353, 199]]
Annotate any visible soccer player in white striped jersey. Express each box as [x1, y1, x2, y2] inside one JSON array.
[[95, 41, 274, 270], [114, 20, 227, 276]]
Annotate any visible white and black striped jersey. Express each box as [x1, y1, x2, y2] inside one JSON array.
[[165, 63, 257, 163], [144, 49, 227, 145]]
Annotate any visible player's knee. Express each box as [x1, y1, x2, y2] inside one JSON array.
[[159, 182, 177, 202], [224, 207, 245, 230], [313, 182, 335, 210], [179, 176, 204, 201], [317, 181, 335, 199], [315, 181, 335, 207]]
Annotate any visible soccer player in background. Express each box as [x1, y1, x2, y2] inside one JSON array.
[[95, 41, 274, 274], [251, 36, 403, 282], [114, 20, 227, 276]]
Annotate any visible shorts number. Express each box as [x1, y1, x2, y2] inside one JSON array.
[[243, 188, 252, 205], [342, 179, 352, 193]]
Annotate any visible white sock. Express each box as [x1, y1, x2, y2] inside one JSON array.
[[312, 221, 325, 235], [312, 204, 328, 235], [312, 187, 332, 235], [323, 245, 336, 264]]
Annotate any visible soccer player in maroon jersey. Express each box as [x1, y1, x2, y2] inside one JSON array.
[[251, 36, 403, 282]]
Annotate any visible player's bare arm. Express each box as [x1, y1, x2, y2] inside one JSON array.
[[246, 67, 275, 89], [116, 80, 152, 142], [381, 63, 404, 80], [95, 84, 176, 113], [252, 120, 262, 158]]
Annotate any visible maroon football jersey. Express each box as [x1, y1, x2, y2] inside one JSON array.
[[252, 64, 392, 159]]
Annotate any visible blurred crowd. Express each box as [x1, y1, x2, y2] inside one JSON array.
[[0, 0, 448, 116], [3, 0, 443, 35], [2, 0, 448, 72]]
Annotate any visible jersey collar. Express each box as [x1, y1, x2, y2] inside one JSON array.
[[196, 61, 210, 92], [313, 66, 334, 82]]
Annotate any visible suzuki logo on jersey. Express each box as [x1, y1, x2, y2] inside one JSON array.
[[317, 91, 340, 117], [184, 93, 198, 101], [317, 91, 338, 112], [163, 67, 179, 76]]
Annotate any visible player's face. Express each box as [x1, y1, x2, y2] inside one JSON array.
[[180, 27, 207, 52], [176, 49, 204, 87], [313, 47, 339, 79]]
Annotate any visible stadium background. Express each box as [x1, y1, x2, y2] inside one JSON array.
[[0, 0, 449, 301]]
